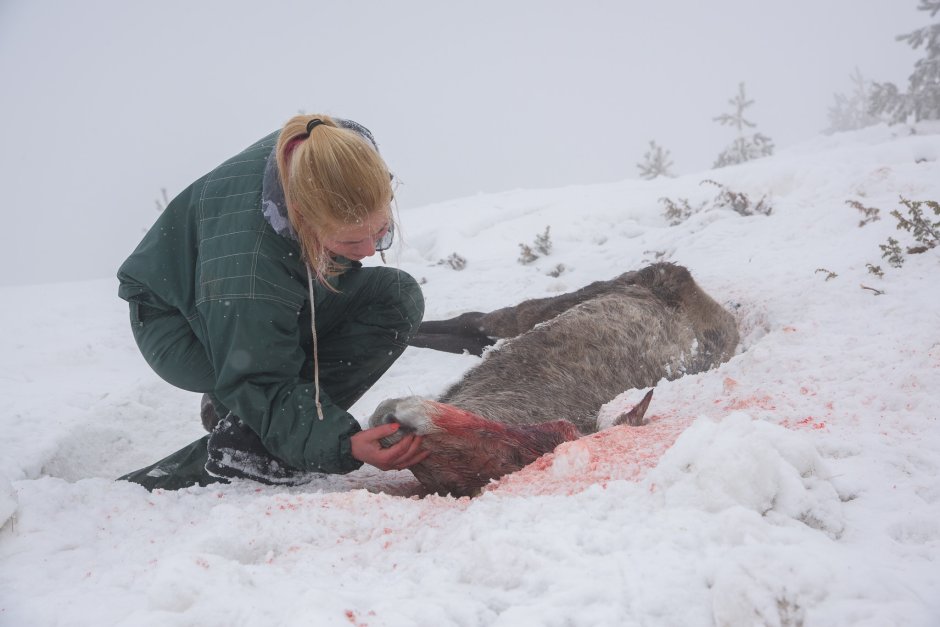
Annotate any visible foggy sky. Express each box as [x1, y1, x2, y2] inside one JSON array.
[[0, 0, 924, 286]]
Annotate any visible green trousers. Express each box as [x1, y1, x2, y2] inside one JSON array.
[[119, 266, 424, 491]]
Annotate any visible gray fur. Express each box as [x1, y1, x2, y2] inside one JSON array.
[[437, 262, 739, 434]]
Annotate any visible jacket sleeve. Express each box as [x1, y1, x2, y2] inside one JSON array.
[[197, 295, 364, 474]]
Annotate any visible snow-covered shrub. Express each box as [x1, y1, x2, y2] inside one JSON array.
[[702, 179, 772, 217], [867, 196, 939, 275], [534, 226, 552, 256], [846, 199, 881, 227], [869, 0, 940, 124], [437, 252, 467, 270], [517, 244, 538, 265], [637, 140, 676, 180], [825, 68, 884, 133], [713, 82, 775, 168], [660, 196, 703, 226], [660, 180, 772, 225], [517, 226, 553, 265]]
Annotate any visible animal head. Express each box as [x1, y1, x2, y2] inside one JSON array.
[[368, 396, 580, 497]]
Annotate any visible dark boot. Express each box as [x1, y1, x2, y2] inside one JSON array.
[[200, 394, 224, 432], [204, 415, 313, 486]]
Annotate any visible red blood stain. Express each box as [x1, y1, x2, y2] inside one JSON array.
[[780, 416, 827, 431], [489, 381, 841, 496], [724, 395, 777, 411], [490, 412, 695, 497], [344, 609, 373, 626], [428, 401, 578, 443]]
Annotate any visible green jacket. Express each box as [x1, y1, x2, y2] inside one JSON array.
[[118, 129, 421, 478]]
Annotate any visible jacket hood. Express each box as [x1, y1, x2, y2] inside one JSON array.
[[261, 149, 297, 241]]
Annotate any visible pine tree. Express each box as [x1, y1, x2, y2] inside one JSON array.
[[636, 140, 676, 179], [636, 140, 675, 180], [825, 68, 883, 133], [713, 82, 774, 168], [869, 0, 940, 123]]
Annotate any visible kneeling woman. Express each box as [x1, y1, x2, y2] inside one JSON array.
[[117, 115, 428, 490]]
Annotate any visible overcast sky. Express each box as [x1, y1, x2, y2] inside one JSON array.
[[0, 0, 926, 286]]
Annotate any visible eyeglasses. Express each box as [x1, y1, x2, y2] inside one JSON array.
[[375, 222, 395, 252]]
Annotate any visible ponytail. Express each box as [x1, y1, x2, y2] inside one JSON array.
[[275, 114, 394, 284]]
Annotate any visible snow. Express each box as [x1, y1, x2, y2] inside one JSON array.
[[2, 123, 939, 626]]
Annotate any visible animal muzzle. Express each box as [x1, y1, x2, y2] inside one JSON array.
[[377, 412, 417, 434]]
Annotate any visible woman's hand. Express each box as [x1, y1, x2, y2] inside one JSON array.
[[350, 422, 430, 471]]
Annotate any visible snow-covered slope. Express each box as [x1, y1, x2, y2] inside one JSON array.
[[1, 123, 938, 626]]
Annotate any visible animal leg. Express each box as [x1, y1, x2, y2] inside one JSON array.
[[408, 273, 639, 355], [407, 312, 496, 356]]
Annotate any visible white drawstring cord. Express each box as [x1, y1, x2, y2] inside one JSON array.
[[306, 264, 326, 421]]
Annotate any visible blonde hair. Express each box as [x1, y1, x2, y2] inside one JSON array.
[[276, 114, 393, 284]]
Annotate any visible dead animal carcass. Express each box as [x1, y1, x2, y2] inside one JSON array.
[[370, 262, 739, 496]]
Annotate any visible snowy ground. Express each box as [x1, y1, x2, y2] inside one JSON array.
[[1, 124, 939, 626]]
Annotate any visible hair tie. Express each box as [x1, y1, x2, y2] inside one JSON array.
[[306, 118, 325, 134]]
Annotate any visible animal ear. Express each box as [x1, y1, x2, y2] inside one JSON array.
[[612, 389, 654, 427]]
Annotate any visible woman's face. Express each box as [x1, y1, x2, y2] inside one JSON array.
[[321, 212, 391, 261]]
